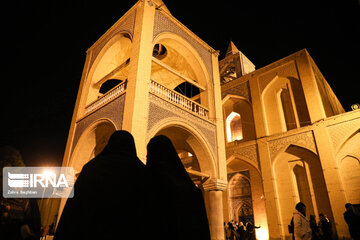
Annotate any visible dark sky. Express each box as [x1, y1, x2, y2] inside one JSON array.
[[1, 0, 359, 167]]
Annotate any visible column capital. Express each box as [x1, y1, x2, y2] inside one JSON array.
[[202, 178, 227, 191]]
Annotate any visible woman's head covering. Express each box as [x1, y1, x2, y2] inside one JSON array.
[[295, 202, 306, 216], [55, 130, 146, 240], [146, 135, 193, 186], [101, 130, 137, 157]]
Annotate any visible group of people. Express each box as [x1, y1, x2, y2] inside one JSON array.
[[225, 220, 260, 240], [290, 202, 360, 240], [309, 213, 333, 240], [54, 131, 211, 240]]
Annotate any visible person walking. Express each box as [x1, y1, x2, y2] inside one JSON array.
[[293, 202, 312, 240], [54, 130, 147, 240], [145, 135, 210, 240], [344, 203, 360, 240]]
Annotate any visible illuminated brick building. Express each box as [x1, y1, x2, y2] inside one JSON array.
[[55, 1, 360, 239]]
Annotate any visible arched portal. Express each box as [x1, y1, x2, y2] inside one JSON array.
[[262, 76, 310, 135], [228, 173, 253, 222], [226, 156, 268, 239], [82, 33, 132, 110], [148, 123, 217, 232], [150, 124, 216, 181], [337, 130, 360, 203], [58, 120, 116, 225], [273, 144, 334, 239], [69, 120, 116, 174]]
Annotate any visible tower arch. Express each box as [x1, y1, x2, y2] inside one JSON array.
[[79, 32, 133, 114], [68, 119, 117, 174], [272, 144, 334, 239], [147, 118, 216, 178], [151, 32, 213, 112], [226, 156, 268, 238], [336, 129, 360, 203], [261, 76, 310, 135]]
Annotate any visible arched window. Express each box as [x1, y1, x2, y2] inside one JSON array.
[[226, 112, 243, 142]]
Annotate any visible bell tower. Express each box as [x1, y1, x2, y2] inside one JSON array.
[[60, 1, 228, 239], [219, 41, 255, 83]]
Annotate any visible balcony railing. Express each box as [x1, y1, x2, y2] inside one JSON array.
[[85, 81, 127, 114], [150, 80, 209, 119]]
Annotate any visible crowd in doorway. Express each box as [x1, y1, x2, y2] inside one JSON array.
[[224, 219, 260, 240]]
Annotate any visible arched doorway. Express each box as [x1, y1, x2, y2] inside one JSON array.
[[228, 173, 253, 223], [273, 144, 334, 238], [69, 120, 116, 174], [226, 156, 268, 239], [337, 130, 360, 203], [151, 124, 216, 183], [58, 120, 116, 225]]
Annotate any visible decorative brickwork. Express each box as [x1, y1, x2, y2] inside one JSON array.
[[72, 94, 126, 153], [328, 117, 360, 151], [148, 93, 217, 159], [268, 130, 317, 160], [221, 81, 251, 101], [226, 143, 259, 170]]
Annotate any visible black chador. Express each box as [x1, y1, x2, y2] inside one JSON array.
[[54, 130, 146, 240], [145, 135, 211, 240]]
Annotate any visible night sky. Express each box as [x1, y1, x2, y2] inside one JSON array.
[[1, 0, 359, 167]]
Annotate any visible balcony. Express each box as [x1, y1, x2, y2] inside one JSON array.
[[150, 80, 209, 119], [85, 81, 127, 114], [84, 79, 209, 120]]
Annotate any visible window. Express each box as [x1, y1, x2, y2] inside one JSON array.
[[226, 112, 243, 142]]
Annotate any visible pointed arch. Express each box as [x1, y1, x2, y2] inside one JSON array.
[[80, 32, 133, 111], [152, 32, 213, 112], [147, 117, 216, 178], [336, 129, 360, 157], [272, 144, 333, 239], [336, 129, 360, 203], [68, 119, 117, 173], [223, 95, 256, 141], [261, 76, 310, 135]]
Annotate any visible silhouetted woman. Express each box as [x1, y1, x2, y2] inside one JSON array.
[[54, 130, 146, 240], [145, 135, 211, 240]]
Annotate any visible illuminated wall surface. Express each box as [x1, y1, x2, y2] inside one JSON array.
[[41, 1, 360, 240]]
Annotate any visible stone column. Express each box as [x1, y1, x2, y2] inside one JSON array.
[[256, 139, 282, 240], [203, 178, 228, 240], [295, 50, 327, 123], [122, 0, 155, 162], [313, 126, 349, 239]]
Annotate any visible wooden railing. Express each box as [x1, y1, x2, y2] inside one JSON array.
[[150, 80, 209, 119], [85, 81, 127, 114]]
